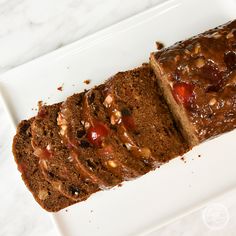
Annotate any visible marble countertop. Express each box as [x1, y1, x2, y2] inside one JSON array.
[[0, 0, 236, 235]]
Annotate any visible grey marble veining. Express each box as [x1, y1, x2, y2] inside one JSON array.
[[0, 0, 236, 236], [0, 0, 165, 73]]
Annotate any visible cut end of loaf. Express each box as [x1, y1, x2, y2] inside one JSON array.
[[150, 53, 199, 147]]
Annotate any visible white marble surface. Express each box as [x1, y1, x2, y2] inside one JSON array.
[[0, 0, 235, 235]]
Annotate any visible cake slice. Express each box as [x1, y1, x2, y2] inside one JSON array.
[[103, 64, 189, 165], [58, 92, 121, 188], [83, 85, 148, 179], [150, 20, 236, 146], [12, 119, 75, 212], [31, 103, 98, 201]]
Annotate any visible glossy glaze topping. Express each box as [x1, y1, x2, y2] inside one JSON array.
[[154, 19, 236, 141]]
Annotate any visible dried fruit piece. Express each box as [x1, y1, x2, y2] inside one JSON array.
[[87, 121, 109, 147], [224, 51, 236, 70], [172, 82, 195, 108], [122, 115, 136, 131]]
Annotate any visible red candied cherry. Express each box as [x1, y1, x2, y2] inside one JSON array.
[[87, 121, 109, 147], [172, 82, 195, 108]]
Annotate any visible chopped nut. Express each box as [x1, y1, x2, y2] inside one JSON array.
[[38, 190, 48, 200], [107, 160, 117, 168], [39, 159, 48, 169], [184, 49, 191, 55], [125, 143, 133, 150], [60, 125, 67, 136], [211, 32, 221, 39], [209, 98, 217, 106], [82, 121, 90, 129], [46, 144, 51, 151], [67, 156, 74, 162], [103, 95, 113, 108], [194, 43, 201, 54], [174, 55, 180, 62], [182, 65, 190, 74], [57, 113, 66, 126], [168, 81, 174, 88], [110, 109, 122, 125], [53, 182, 62, 191], [226, 31, 234, 39], [140, 147, 151, 158], [195, 58, 205, 68]]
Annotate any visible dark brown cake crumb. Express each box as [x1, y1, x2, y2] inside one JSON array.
[[38, 101, 43, 108], [57, 84, 64, 91], [84, 79, 91, 85], [156, 41, 164, 50], [37, 101, 47, 116]]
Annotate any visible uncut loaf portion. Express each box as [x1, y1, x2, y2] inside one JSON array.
[[150, 19, 236, 146], [12, 64, 189, 212]]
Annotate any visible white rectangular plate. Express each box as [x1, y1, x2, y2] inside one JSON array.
[[1, 0, 236, 235]]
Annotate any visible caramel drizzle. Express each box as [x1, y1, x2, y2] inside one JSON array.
[[83, 90, 140, 181]]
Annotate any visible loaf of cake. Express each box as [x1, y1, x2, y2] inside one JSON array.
[[12, 20, 236, 212], [12, 64, 189, 212], [150, 20, 236, 146]]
